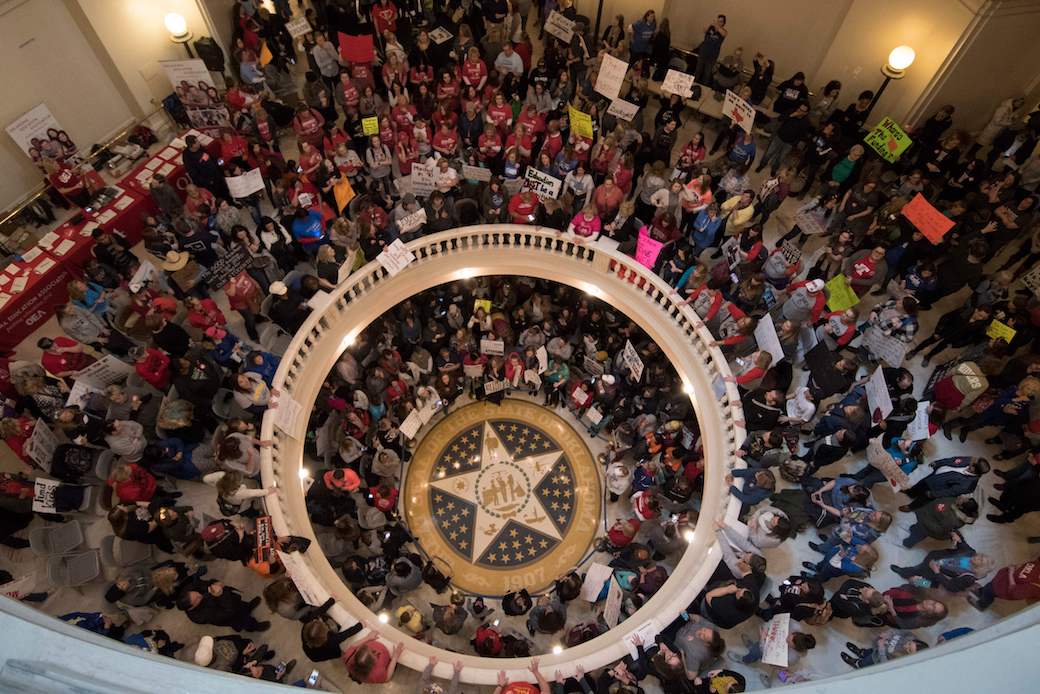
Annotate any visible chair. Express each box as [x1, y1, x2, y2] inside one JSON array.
[[28, 521, 85, 557], [93, 450, 115, 483], [259, 322, 288, 351], [47, 549, 102, 588], [212, 388, 235, 420], [99, 535, 152, 568], [282, 270, 304, 291]]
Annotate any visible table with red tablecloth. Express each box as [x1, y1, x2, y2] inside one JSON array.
[[0, 249, 80, 351], [122, 145, 191, 200]]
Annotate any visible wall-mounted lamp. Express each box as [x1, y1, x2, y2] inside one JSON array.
[[165, 12, 195, 57]]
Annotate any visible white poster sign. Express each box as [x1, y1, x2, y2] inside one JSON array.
[[626, 619, 661, 660], [524, 168, 563, 200], [760, 613, 791, 667], [484, 380, 507, 395], [429, 27, 453, 44], [865, 367, 894, 420], [5, 103, 78, 163], [128, 260, 159, 294], [277, 550, 330, 606], [607, 99, 639, 122], [378, 239, 416, 276], [160, 59, 216, 93], [0, 573, 37, 599], [411, 161, 437, 197], [25, 420, 58, 471], [754, 319, 785, 364], [273, 396, 303, 437], [418, 398, 443, 424], [621, 340, 644, 381], [862, 326, 908, 367], [580, 562, 614, 601], [1022, 264, 1040, 296], [399, 409, 423, 440], [398, 208, 427, 234], [603, 576, 624, 627], [907, 400, 931, 441], [285, 17, 313, 38], [31, 477, 62, 513], [225, 168, 265, 198], [723, 89, 757, 134], [480, 338, 505, 356], [544, 11, 575, 42], [74, 355, 133, 388], [462, 164, 493, 182], [536, 346, 548, 373], [65, 380, 104, 408], [661, 69, 695, 98], [595, 54, 629, 101]]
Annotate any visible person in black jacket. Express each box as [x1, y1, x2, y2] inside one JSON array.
[[301, 597, 363, 662], [176, 577, 270, 632], [899, 457, 989, 512], [890, 533, 995, 593], [182, 135, 229, 197], [829, 578, 887, 627], [759, 575, 828, 622]]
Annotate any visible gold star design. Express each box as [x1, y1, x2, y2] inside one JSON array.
[[539, 539, 548, 548], [563, 490, 571, 498], [527, 547, 537, 556], [514, 552, 524, 561], [447, 501, 456, 510], [562, 503, 571, 511], [450, 531, 458, 540], [512, 540, 521, 549], [488, 553, 498, 562], [507, 434, 515, 441], [459, 540, 468, 549], [452, 514, 460, 523], [434, 495, 443, 503], [436, 466, 446, 476], [551, 501, 559, 510], [510, 424, 519, 432], [557, 515, 566, 524], [460, 508, 470, 517], [524, 535, 534, 544], [499, 542, 508, 551], [509, 528, 518, 538]]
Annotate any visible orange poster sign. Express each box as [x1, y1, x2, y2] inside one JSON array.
[[901, 193, 954, 244]]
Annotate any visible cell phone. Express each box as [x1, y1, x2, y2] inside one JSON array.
[[218, 158, 225, 165], [307, 669, 320, 686]]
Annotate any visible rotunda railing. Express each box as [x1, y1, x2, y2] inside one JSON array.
[[259, 226, 746, 685]]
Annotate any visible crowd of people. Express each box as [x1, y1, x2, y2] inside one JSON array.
[[2, 0, 1040, 691]]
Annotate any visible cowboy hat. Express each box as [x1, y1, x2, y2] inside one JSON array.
[[161, 250, 190, 271]]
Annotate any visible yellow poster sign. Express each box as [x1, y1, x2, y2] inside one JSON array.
[[864, 117, 912, 162], [986, 319, 1016, 344], [362, 116, 379, 136], [825, 274, 860, 312], [568, 106, 594, 139]]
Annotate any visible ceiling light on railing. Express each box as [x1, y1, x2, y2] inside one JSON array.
[[378, 612, 390, 624], [552, 645, 563, 654], [683, 529, 695, 543], [682, 382, 694, 395], [457, 267, 479, 280], [340, 332, 357, 351], [298, 468, 310, 480], [583, 283, 604, 299]]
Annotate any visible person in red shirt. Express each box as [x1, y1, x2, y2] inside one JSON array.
[[292, 106, 326, 149], [370, 0, 398, 36], [298, 142, 324, 178], [409, 63, 434, 90], [972, 555, 1040, 609], [612, 153, 635, 194], [108, 462, 158, 504], [516, 105, 545, 137], [391, 94, 417, 131], [593, 178, 625, 220], [45, 160, 89, 207], [185, 296, 228, 332], [504, 124, 534, 162], [432, 124, 459, 158], [486, 92, 513, 135], [379, 115, 396, 149], [478, 124, 503, 164], [37, 337, 95, 377], [337, 71, 360, 111], [369, 483, 399, 513], [540, 120, 564, 161], [342, 637, 402, 684], [396, 132, 418, 175], [219, 131, 248, 164], [508, 189, 539, 224], [431, 102, 459, 133], [224, 272, 261, 342], [460, 47, 488, 90], [435, 69, 460, 109]]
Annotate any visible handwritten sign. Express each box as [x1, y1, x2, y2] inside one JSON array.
[[568, 106, 594, 139], [723, 89, 756, 134], [754, 318, 785, 363], [462, 164, 492, 182], [865, 367, 894, 421], [583, 355, 605, 376], [986, 319, 1016, 344], [378, 239, 416, 276], [544, 11, 575, 42], [603, 576, 624, 627], [277, 549, 330, 607], [273, 396, 303, 437], [862, 326, 907, 367], [485, 379, 507, 395], [361, 116, 379, 136], [607, 99, 639, 122], [523, 167, 563, 200], [206, 243, 252, 290], [901, 193, 954, 244], [399, 409, 423, 440], [1022, 265, 1040, 296], [225, 168, 265, 198], [480, 338, 505, 356], [826, 274, 860, 311], [760, 613, 790, 667], [781, 240, 802, 265], [626, 619, 661, 660], [25, 419, 57, 471], [621, 340, 644, 381], [581, 562, 614, 601], [75, 355, 133, 387], [864, 116, 912, 162], [398, 208, 427, 234], [32, 477, 61, 513], [635, 227, 664, 270], [595, 54, 629, 101], [285, 17, 312, 38], [907, 400, 931, 441], [411, 161, 437, 197], [661, 69, 695, 98], [428, 27, 453, 44]]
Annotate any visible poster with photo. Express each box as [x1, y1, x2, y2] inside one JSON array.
[[6, 103, 78, 167], [160, 59, 230, 133]]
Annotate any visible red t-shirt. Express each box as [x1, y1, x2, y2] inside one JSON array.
[[342, 642, 392, 683], [478, 133, 503, 160], [541, 131, 564, 160], [461, 59, 487, 87], [487, 104, 513, 131], [508, 193, 538, 223], [339, 81, 360, 108], [433, 129, 459, 154], [49, 166, 83, 193], [372, 2, 397, 35], [41, 337, 95, 375]]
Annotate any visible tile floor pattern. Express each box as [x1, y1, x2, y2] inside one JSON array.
[[2, 6, 1040, 691]]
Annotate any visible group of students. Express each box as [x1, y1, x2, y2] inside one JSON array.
[[3, 0, 1040, 691]]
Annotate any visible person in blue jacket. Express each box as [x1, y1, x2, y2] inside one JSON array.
[[629, 10, 657, 60], [244, 350, 281, 386]]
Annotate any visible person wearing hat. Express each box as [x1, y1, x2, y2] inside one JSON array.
[[780, 278, 828, 325], [160, 250, 204, 298], [267, 281, 309, 335]]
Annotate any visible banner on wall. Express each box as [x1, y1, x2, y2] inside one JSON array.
[[5, 103, 78, 167], [160, 59, 230, 132]]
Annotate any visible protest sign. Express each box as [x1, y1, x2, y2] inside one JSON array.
[[607, 99, 639, 122], [866, 367, 894, 421], [723, 89, 756, 133], [583, 355, 605, 376], [986, 319, 1016, 344], [626, 620, 661, 660], [908, 401, 931, 441], [544, 11, 575, 42], [286, 17, 312, 38], [864, 116, 912, 162], [429, 27, 453, 44], [580, 562, 613, 601], [6, 104, 78, 164], [0, 573, 37, 600], [901, 193, 954, 244], [760, 614, 791, 667], [399, 409, 423, 439], [273, 396, 303, 437], [25, 420, 57, 471], [333, 178, 355, 212], [825, 274, 860, 311], [378, 239, 416, 276], [480, 338, 505, 356], [635, 227, 665, 270], [225, 168, 264, 198], [206, 244, 252, 290], [277, 550, 330, 606], [524, 167, 563, 199], [781, 240, 802, 265], [411, 161, 437, 197], [661, 69, 695, 97], [362, 116, 379, 136], [568, 106, 594, 138], [754, 318, 785, 363], [862, 326, 908, 366], [603, 577, 624, 627], [32, 478, 61, 513], [462, 164, 493, 182], [398, 208, 427, 234], [622, 340, 645, 381], [74, 355, 133, 387], [595, 54, 629, 100], [484, 380, 507, 395], [259, 42, 273, 66]]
